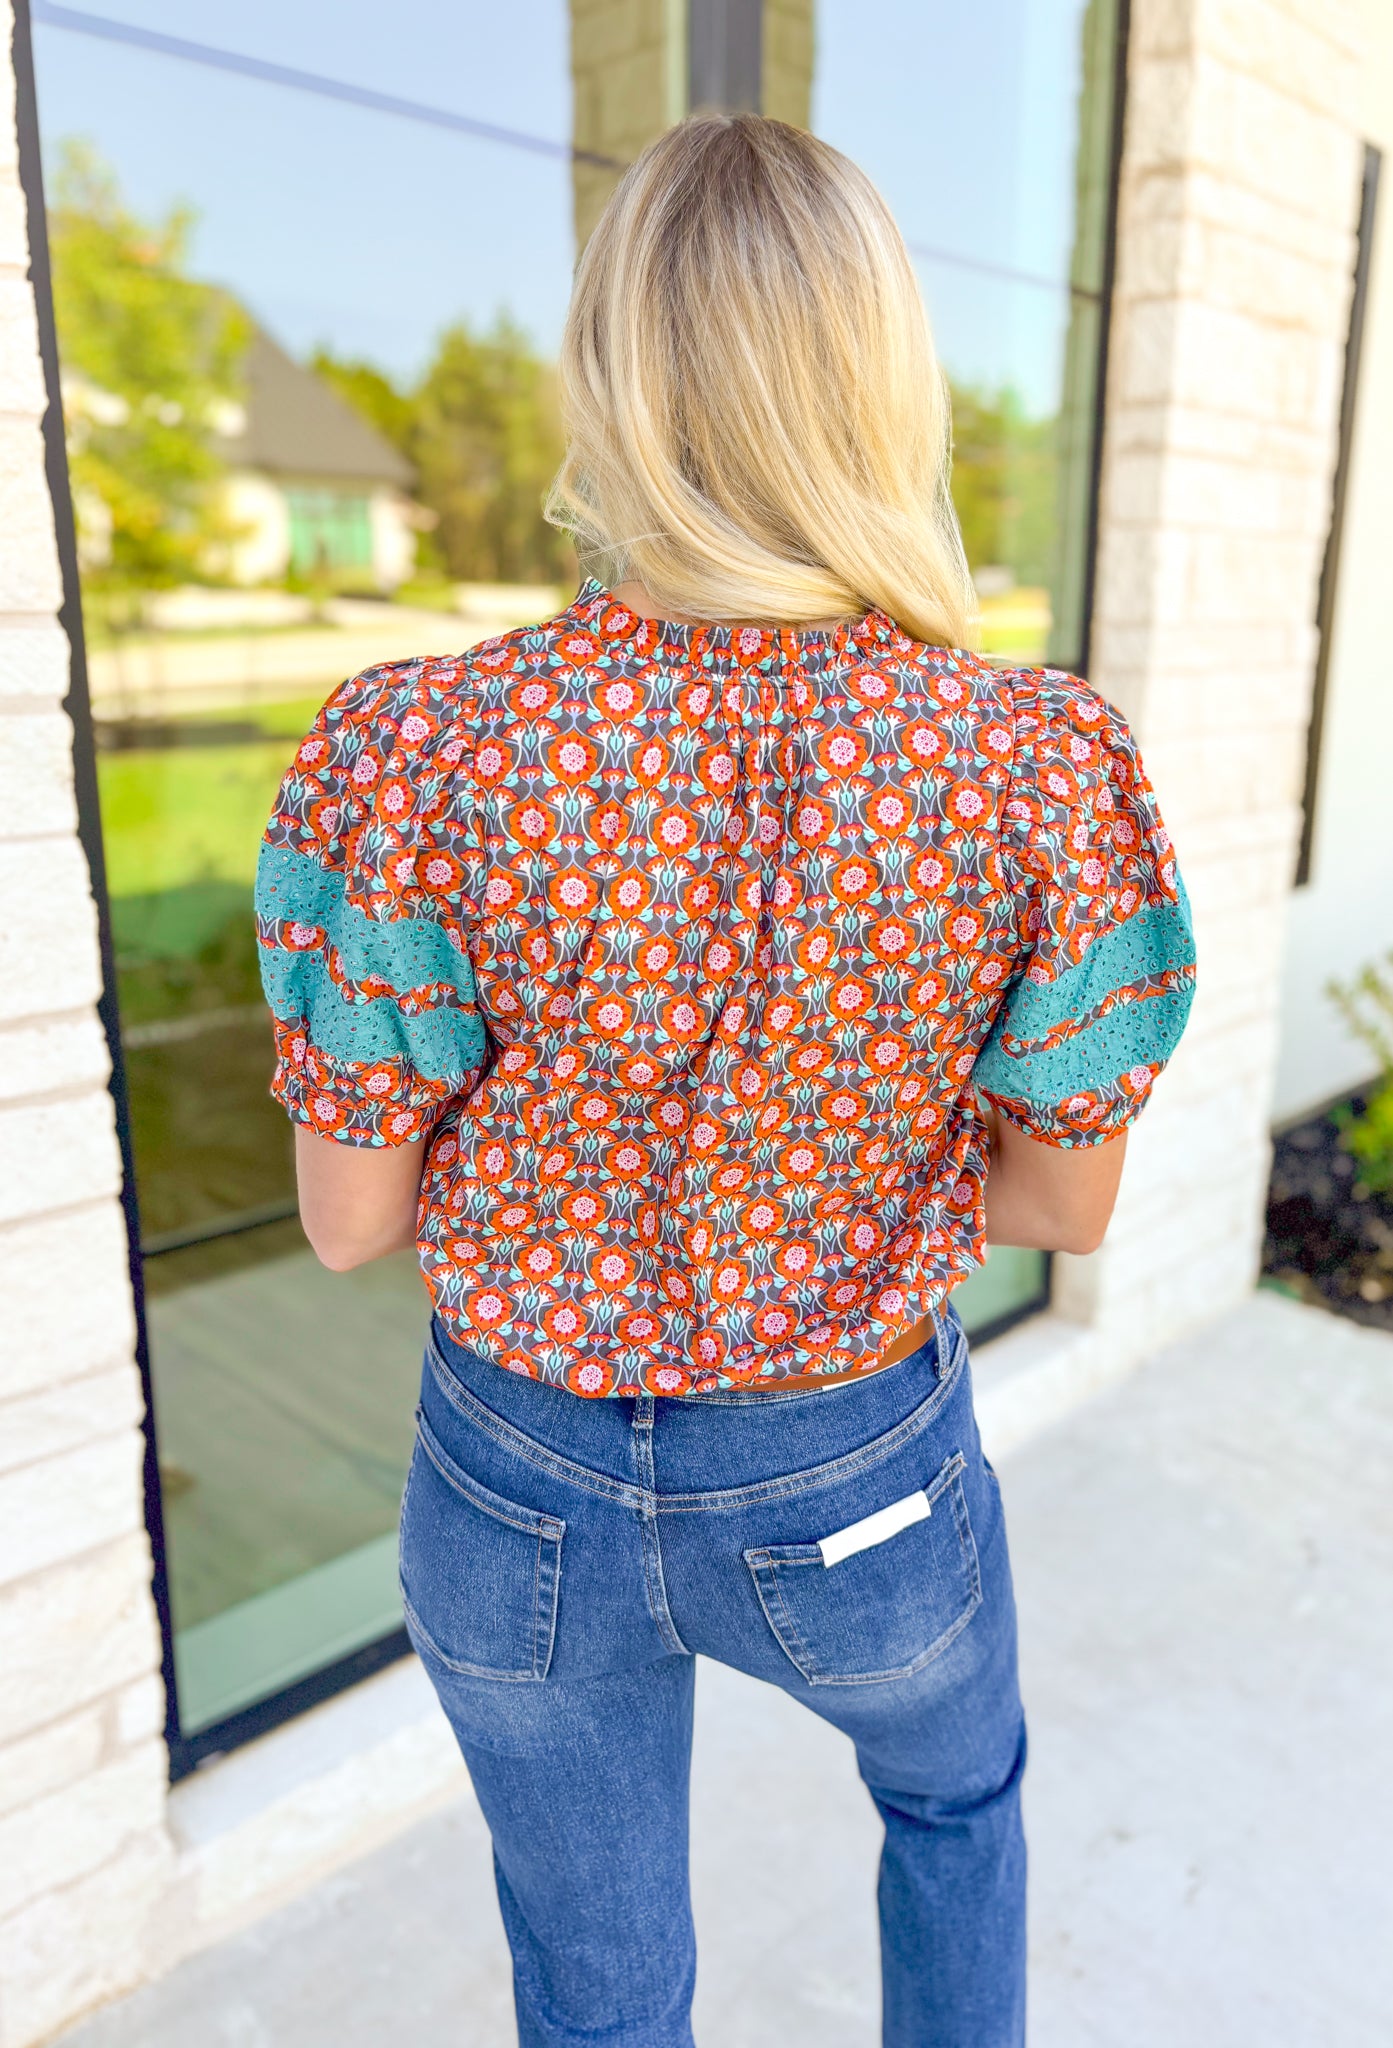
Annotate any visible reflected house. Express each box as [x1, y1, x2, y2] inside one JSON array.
[[215, 326, 420, 592]]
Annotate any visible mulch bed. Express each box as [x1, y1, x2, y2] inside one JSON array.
[[1264, 1094, 1393, 1334]]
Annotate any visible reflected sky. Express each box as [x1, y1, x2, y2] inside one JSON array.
[[34, 0, 576, 376], [34, 0, 1099, 407], [814, 0, 1097, 407]]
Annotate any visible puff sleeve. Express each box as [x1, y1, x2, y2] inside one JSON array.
[[255, 658, 489, 1145], [972, 671, 1195, 1146]]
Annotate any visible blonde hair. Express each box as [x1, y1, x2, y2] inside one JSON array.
[[548, 113, 974, 648]]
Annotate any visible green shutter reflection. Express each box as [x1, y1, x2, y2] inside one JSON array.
[[286, 489, 374, 578]]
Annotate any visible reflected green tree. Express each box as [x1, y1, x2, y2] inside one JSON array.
[[307, 349, 416, 462], [316, 317, 570, 587], [414, 315, 570, 584], [949, 382, 1056, 588], [48, 142, 247, 602]]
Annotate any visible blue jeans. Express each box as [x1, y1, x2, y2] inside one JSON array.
[[401, 1307, 1026, 2047]]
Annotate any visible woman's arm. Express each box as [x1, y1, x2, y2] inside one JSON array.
[[296, 1102, 1126, 1272], [294, 1126, 427, 1271], [980, 1100, 1127, 1255]]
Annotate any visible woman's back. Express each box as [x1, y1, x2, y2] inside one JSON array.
[[259, 110, 1197, 2048], [258, 576, 1191, 1395]]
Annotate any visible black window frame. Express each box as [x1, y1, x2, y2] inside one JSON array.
[[13, 0, 1127, 1777]]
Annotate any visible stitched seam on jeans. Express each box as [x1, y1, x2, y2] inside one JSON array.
[[800, 1584, 984, 1687], [531, 1533, 546, 1678], [415, 1407, 568, 1537], [655, 1531, 690, 1653], [534, 1537, 561, 1679], [745, 1557, 818, 1683], [950, 1467, 983, 1608], [427, 1337, 642, 1506], [398, 1439, 420, 1549], [654, 1340, 967, 1513], [400, 1590, 540, 1682], [632, 1406, 689, 1655]]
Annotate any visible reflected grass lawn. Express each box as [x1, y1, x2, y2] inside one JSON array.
[[976, 586, 1052, 663], [97, 711, 319, 898]]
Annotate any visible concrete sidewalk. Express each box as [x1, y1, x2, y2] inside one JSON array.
[[55, 1293, 1393, 2047]]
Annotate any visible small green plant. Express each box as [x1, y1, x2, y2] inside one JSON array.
[[1328, 952, 1393, 1195]]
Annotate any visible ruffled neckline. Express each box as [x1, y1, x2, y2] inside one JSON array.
[[562, 577, 902, 669]]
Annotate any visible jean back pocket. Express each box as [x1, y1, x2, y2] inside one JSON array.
[[744, 1451, 980, 1685], [399, 1405, 564, 1682]]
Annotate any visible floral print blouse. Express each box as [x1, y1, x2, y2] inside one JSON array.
[[256, 580, 1195, 1397]]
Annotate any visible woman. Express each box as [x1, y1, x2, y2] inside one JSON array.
[[256, 114, 1194, 2047]]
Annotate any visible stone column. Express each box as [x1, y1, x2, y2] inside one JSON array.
[[1058, 0, 1365, 1350], [0, 8, 172, 2044], [567, 0, 815, 254], [761, 0, 812, 129], [569, 0, 688, 250]]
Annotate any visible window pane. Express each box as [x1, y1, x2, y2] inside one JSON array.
[[145, 1225, 426, 1728], [34, 0, 581, 1735]]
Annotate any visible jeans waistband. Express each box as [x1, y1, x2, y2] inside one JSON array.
[[424, 1305, 970, 1509]]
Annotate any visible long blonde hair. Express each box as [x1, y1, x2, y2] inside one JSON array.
[[547, 113, 974, 648]]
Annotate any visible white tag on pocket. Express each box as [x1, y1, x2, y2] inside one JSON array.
[[817, 1490, 932, 1567]]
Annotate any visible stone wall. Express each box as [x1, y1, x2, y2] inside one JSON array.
[[569, 0, 686, 248], [1058, 0, 1366, 1352], [0, 7, 173, 2043], [761, 0, 812, 128], [568, 0, 814, 248]]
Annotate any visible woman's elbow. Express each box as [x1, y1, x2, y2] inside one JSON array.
[[1055, 1218, 1110, 1257], [308, 1235, 373, 1273], [302, 1223, 365, 1271], [991, 1218, 1111, 1256], [1050, 1194, 1119, 1256], [300, 1213, 404, 1271], [292, 1125, 423, 1271]]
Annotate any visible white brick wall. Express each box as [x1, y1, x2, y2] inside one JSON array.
[[1063, 0, 1366, 1358], [0, 8, 173, 2043]]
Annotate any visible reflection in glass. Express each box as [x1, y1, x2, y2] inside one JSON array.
[[805, 0, 1119, 669], [35, 0, 1110, 1740], [37, 2, 581, 1731]]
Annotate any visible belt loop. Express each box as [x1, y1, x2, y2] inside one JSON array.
[[633, 1393, 656, 1430], [932, 1303, 949, 1379]]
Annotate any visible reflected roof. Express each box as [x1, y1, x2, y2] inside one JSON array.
[[221, 328, 413, 489]]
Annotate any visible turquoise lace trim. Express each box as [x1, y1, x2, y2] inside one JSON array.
[[974, 890, 1195, 1107], [255, 841, 488, 1082]]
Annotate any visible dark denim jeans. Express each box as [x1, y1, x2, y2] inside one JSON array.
[[402, 1306, 1026, 2047]]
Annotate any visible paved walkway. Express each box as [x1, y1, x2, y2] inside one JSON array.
[[58, 1293, 1393, 2046]]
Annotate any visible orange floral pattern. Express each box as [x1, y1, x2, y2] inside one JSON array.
[[258, 581, 1194, 1394]]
